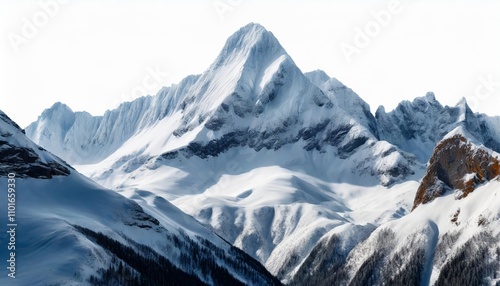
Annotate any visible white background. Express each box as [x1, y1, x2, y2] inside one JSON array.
[[1, 0, 499, 127]]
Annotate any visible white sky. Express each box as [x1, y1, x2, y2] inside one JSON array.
[[1, 0, 499, 127]]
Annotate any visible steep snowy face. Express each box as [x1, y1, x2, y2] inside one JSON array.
[[171, 23, 360, 153], [0, 176, 281, 285], [0, 110, 70, 178], [304, 70, 331, 87], [147, 23, 294, 140], [306, 70, 379, 138], [157, 25, 401, 179], [376, 93, 500, 163], [413, 130, 500, 210]]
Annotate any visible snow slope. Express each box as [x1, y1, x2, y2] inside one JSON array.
[[76, 140, 421, 282]]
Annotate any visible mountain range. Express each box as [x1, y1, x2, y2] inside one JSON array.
[[1, 23, 499, 285]]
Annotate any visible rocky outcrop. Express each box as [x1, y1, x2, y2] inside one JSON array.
[[0, 142, 70, 178], [0, 111, 71, 178], [412, 134, 500, 210]]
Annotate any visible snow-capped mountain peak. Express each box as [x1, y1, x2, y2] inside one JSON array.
[[214, 23, 286, 67], [424, 91, 437, 102], [455, 96, 468, 107], [304, 69, 331, 87], [43, 101, 73, 116], [173, 22, 308, 134], [453, 96, 476, 125]]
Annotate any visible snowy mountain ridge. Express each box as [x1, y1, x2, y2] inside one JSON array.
[[26, 74, 200, 165], [376, 92, 500, 163]]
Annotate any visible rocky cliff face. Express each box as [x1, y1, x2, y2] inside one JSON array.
[[376, 94, 500, 164], [412, 134, 500, 210], [0, 111, 71, 178]]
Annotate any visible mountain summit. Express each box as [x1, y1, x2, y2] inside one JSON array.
[[214, 23, 286, 67]]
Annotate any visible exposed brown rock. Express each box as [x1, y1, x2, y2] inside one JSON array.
[[412, 134, 500, 210]]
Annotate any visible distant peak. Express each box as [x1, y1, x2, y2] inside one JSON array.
[[425, 91, 436, 102], [305, 69, 330, 79], [455, 96, 468, 107], [400, 92, 441, 110], [413, 92, 437, 104], [225, 22, 274, 48], [375, 105, 386, 116], [304, 70, 331, 87], [454, 97, 472, 120], [239, 22, 267, 33], [48, 102, 73, 112], [40, 102, 75, 124]]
